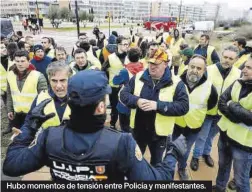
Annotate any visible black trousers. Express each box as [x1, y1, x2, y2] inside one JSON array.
[[119, 113, 130, 132], [109, 87, 120, 127]]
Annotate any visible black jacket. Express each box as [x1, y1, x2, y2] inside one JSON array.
[[218, 79, 252, 151]]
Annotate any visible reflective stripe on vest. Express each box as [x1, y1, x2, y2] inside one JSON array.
[[234, 54, 250, 68], [175, 80, 212, 129], [0, 63, 7, 92], [108, 53, 129, 87], [36, 90, 71, 129], [207, 65, 241, 115], [130, 71, 180, 136], [218, 80, 252, 147], [7, 70, 40, 113]]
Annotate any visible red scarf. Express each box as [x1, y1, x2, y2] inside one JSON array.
[[125, 62, 144, 75], [15, 64, 36, 80], [33, 55, 43, 61]]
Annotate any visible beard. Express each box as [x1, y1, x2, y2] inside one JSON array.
[[187, 74, 200, 83]]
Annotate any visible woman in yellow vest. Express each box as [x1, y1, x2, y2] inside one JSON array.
[[6, 50, 47, 132], [214, 58, 252, 192], [23, 61, 72, 129], [120, 49, 189, 166], [173, 55, 218, 180], [169, 29, 186, 75]]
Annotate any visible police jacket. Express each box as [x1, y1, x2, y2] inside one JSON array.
[[218, 79, 252, 152], [3, 125, 178, 181], [120, 68, 189, 135]]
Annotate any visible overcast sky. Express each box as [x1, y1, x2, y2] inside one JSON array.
[[183, 0, 252, 10]]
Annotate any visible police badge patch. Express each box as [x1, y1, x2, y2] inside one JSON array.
[[135, 145, 143, 161]]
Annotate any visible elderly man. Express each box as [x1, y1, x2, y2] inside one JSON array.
[[213, 55, 252, 192], [6, 50, 47, 132], [191, 46, 241, 171], [120, 49, 189, 166], [173, 55, 218, 180], [23, 61, 72, 129]]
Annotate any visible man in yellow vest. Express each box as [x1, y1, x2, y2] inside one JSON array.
[[173, 55, 218, 180], [1, 42, 8, 104], [120, 49, 189, 166], [233, 37, 251, 69], [23, 61, 72, 129], [191, 46, 241, 171], [194, 34, 220, 65], [213, 56, 252, 192], [6, 50, 47, 133], [41, 37, 55, 59], [69, 48, 97, 75], [102, 36, 129, 129]]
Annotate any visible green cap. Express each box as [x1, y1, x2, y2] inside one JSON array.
[[179, 48, 194, 57]]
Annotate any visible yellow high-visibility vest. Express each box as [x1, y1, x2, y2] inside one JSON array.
[[130, 71, 181, 136], [86, 50, 102, 70], [36, 90, 71, 129], [0, 63, 7, 93], [218, 80, 252, 147], [108, 53, 129, 88], [7, 70, 40, 113], [96, 49, 101, 59], [140, 58, 149, 69], [234, 53, 250, 68], [207, 65, 241, 115], [170, 38, 185, 56], [176, 80, 212, 129], [178, 61, 188, 76], [194, 44, 215, 65]]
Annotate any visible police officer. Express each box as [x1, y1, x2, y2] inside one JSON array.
[[213, 56, 252, 192], [23, 61, 72, 129], [3, 70, 187, 181]]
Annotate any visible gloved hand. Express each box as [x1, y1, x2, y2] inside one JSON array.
[[28, 99, 55, 131], [166, 135, 187, 160]]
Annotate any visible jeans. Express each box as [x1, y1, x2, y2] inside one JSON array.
[[216, 136, 252, 192], [193, 115, 219, 158], [109, 87, 120, 127], [172, 127, 199, 170], [135, 134, 167, 166], [118, 113, 130, 132]]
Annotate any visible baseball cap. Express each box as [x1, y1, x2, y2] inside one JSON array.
[[68, 70, 111, 106], [148, 49, 168, 64]]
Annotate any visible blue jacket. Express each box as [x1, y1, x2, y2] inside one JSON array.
[[113, 69, 131, 115], [30, 56, 52, 82], [23, 88, 68, 127], [3, 124, 177, 180], [194, 45, 220, 64], [120, 68, 189, 134]]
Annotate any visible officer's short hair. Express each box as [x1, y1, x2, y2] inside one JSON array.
[[46, 60, 72, 79], [200, 34, 210, 40], [234, 37, 247, 48], [74, 48, 87, 57], [14, 50, 29, 61], [128, 47, 142, 62], [222, 45, 239, 57]]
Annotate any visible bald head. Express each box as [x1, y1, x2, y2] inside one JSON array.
[[187, 56, 206, 83]]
